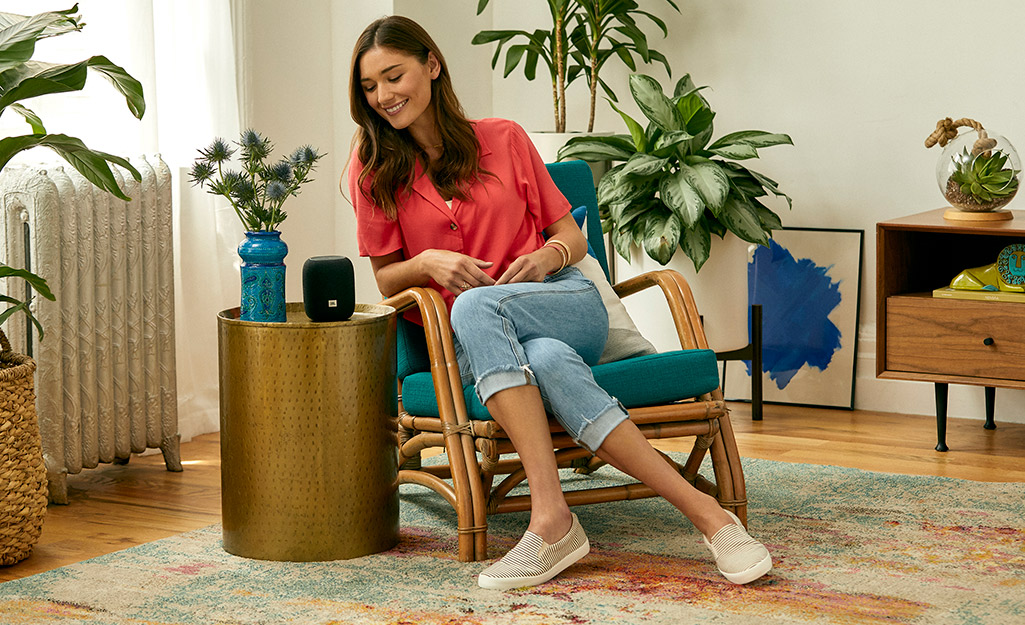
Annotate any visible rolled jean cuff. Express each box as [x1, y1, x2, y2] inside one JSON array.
[[576, 399, 629, 453], [475, 365, 536, 406]]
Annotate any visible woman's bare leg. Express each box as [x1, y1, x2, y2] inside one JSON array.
[[484, 384, 573, 543], [593, 419, 733, 538]]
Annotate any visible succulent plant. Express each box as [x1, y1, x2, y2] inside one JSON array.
[[948, 147, 1019, 205]]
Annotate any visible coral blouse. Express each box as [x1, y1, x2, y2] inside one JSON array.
[[350, 118, 571, 317]]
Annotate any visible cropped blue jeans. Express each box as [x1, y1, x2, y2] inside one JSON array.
[[449, 266, 629, 453]]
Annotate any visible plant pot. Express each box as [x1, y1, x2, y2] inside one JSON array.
[[616, 235, 753, 353], [238, 231, 288, 323], [528, 131, 610, 185], [0, 329, 47, 566]]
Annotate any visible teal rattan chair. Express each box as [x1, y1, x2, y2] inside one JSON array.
[[381, 159, 748, 562]]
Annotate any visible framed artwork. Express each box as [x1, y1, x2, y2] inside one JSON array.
[[724, 227, 864, 409]]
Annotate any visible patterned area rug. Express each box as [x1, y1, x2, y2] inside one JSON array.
[[1, 458, 1023, 624]]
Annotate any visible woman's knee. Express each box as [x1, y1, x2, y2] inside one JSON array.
[[523, 337, 579, 376], [450, 288, 490, 333]]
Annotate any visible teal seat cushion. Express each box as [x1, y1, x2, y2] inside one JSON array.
[[401, 348, 719, 421]]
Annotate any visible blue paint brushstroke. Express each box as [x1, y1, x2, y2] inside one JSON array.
[[748, 239, 842, 389]]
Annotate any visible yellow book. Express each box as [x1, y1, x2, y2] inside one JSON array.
[[932, 287, 1025, 303]]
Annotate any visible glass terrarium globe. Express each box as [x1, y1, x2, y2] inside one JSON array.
[[936, 130, 1021, 212]]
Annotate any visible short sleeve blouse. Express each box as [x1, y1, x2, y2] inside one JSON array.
[[350, 118, 571, 317]]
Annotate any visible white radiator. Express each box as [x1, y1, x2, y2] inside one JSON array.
[[0, 155, 180, 504]]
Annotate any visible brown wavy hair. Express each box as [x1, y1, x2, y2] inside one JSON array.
[[349, 16, 485, 219]]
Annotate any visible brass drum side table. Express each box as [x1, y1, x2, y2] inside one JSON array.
[[217, 303, 398, 561]]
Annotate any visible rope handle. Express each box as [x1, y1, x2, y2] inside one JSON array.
[[0, 327, 10, 355], [925, 117, 998, 156]]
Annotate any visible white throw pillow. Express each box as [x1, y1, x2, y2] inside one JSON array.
[[573, 253, 658, 364]]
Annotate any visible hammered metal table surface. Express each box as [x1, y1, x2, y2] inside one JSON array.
[[217, 303, 398, 561]]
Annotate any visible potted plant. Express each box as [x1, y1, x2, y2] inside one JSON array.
[[558, 73, 792, 351], [190, 131, 323, 323], [473, 0, 679, 139], [558, 73, 792, 271], [0, 3, 144, 564]]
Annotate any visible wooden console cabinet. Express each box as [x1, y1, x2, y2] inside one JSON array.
[[876, 209, 1025, 451]]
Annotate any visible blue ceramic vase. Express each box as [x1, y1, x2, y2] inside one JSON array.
[[238, 231, 287, 322]]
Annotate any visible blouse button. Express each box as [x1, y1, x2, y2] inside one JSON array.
[[450, 222, 458, 231]]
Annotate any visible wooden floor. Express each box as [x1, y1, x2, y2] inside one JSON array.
[[3, 404, 1023, 582]]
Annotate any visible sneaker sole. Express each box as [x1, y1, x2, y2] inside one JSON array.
[[477, 539, 590, 590], [720, 552, 772, 585]]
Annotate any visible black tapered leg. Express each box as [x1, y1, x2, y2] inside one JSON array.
[[934, 382, 949, 452], [751, 305, 763, 421], [984, 386, 997, 430]]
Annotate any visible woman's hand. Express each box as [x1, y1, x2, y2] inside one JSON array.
[[418, 249, 496, 294], [495, 246, 563, 284]]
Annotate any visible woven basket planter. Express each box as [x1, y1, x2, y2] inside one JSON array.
[[0, 329, 47, 566]]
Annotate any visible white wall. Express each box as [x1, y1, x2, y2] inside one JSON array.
[[240, 0, 1025, 425]]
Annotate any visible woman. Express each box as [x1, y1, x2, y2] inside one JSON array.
[[347, 15, 771, 590]]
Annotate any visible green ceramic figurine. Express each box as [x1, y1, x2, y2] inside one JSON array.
[[949, 244, 1025, 292]]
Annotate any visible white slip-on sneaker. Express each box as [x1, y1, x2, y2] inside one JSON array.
[[703, 510, 772, 584], [477, 514, 590, 590]]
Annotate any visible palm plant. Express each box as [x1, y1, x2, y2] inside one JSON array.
[[559, 73, 792, 271], [473, 0, 678, 132], [0, 4, 145, 341]]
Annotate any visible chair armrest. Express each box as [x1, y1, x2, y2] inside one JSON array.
[[380, 287, 470, 427], [611, 269, 711, 352]]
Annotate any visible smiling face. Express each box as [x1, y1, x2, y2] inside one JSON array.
[[359, 45, 440, 141]]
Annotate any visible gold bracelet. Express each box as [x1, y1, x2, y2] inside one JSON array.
[[543, 239, 569, 273]]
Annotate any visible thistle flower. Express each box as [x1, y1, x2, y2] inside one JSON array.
[[231, 178, 256, 204], [265, 180, 289, 202], [189, 161, 215, 185], [268, 161, 293, 183], [239, 129, 271, 160], [199, 138, 234, 163], [291, 145, 321, 166]]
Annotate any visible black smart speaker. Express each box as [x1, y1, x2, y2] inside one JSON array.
[[303, 255, 355, 322]]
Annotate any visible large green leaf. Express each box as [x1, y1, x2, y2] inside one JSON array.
[[0, 296, 45, 341], [0, 56, 144, 119], [620, 153, 669, 177], [753, 199, 783, 231], [0, 265, 55, 300], [608, 99, 647, 151], [558, 135, 635, 162], [708, 143, 758, 160], [642, 210, 681, 265], [746, 167, 793, 209], [629, 73, 682, 131], [678, 157, 728, 211], [0, 5, 80, 74], [708, 130, 793, 150], [717, 194, 769, 245], [659, 168, 705, 227], [86, 56, 145, 118], [679, 217, 712, 272], [651, 129, 693, 158], [597, 163, 654, 206], [0, 133, 140, 201], [10, 103, 44, 133]]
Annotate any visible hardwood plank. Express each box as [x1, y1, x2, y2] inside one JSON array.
[[2, 405, 1022, 583]]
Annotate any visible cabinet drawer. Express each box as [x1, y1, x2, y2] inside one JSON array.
[[885, 296, 1025, 381]]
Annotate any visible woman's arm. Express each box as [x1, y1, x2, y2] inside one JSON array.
[[495, 213, 588, 285], [371, 249, 496, 297]]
